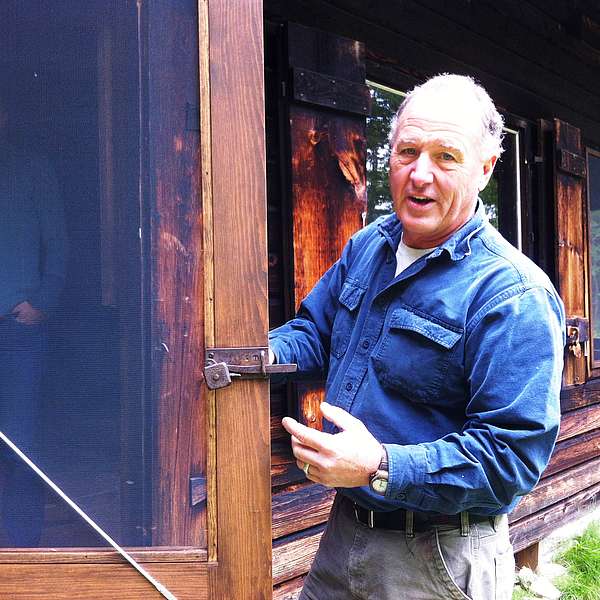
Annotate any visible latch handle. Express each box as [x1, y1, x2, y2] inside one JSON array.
[[204, 347, 297, 390]]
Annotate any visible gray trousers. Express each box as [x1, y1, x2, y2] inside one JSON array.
[[300, 494, 515, 600]]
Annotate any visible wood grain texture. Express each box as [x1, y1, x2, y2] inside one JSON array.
[[558, 403, 600, 441], [510, 456, 600, 522], [553, 118, 587, 387], [287, 23, 367, 430], [207, 0, 272, 598], [0, 561, 209, 600], [510, 481, 600, 553], [515, 543, 539, 571], [145, 0, 206, 548], [266, 0, 600, 141], [272, 526, 324, 586], [560, 379, 600, 412], [544, 427, 600, 477], [198, 0, 218, 564], [273, 575, 306, 600], [272, 484, 335, 540]]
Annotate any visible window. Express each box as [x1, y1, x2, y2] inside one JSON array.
[[587, 149, 600, 364], [366, 81, 523, 248], [366, 81, 405, 224]]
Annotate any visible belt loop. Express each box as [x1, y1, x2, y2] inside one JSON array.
[[460, 511, 470, 537], [405, 510, 415, 538], [493, 514, 502, 532]]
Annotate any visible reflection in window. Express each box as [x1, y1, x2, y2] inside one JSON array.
[[0, 2, 143, 547], [0, 0, 201, 550], [588, 151, 600, 362], [366, 82, 404, 224], [365, 81, 522, 249]]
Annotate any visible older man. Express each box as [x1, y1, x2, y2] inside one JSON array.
[[269, 74, 565, 599]]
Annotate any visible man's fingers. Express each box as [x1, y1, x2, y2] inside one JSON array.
[[320, 402, 363, 432], [282, 416, 327, 450], [295, 459, 323, 483]]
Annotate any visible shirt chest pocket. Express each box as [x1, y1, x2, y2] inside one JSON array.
[[372, 307, 463, 403], [330, 279, 366, 359]]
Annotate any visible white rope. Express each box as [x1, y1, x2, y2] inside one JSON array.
[[0, 431, 178, 600]]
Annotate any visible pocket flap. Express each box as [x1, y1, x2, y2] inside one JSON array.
[[389, 307, 462, 349], [338, 280, 366, 312]]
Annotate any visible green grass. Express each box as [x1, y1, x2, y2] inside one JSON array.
[[511, 585, 530, 600], [556, 521, 600, 600]]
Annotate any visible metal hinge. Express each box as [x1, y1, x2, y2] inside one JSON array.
[[203, 346, 297, 390], [190, 476, 206, 507], [566, 316, 589, 359]]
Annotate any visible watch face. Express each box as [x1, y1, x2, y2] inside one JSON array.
[[372, 476, 388, 494]]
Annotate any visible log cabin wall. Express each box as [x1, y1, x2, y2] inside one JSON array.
[[265, 1, 600, 596]]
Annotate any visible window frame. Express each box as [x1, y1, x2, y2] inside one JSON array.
[[364, 76, 534, 255], [585, 146, 600, 378]]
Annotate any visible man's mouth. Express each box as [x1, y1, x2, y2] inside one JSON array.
[[408, 195, 434, 206]]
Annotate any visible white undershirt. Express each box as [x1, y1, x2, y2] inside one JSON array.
[[394, 236, 437, 277]]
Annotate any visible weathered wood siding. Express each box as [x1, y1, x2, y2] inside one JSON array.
[[266, 1, 600, 595]]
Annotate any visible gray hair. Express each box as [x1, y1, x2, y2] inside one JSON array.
[[388, 74, 504, 158]]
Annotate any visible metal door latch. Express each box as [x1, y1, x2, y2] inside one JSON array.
[[566, 317, 589, 359], [204, 347, 297, 390]]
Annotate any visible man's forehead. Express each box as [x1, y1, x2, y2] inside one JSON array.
[[395, 92, 483, 149], [399, 90, 482, 132], [395, 127, 466, 148]]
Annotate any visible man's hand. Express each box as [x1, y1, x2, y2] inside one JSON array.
[[282, 402, 386, 488], [11, 301, 46, 325]]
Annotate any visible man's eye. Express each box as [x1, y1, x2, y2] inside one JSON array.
[[399, 147, 416, 156], [440, 152, 456, 161]]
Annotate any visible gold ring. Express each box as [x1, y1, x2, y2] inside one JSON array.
[[303, 462, 310, 477]]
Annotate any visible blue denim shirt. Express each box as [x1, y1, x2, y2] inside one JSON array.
[[269, 203, 565, 516]]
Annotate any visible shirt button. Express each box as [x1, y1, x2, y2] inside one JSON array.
[[362, 339, 370, 349], [345, 382, 353, 391]]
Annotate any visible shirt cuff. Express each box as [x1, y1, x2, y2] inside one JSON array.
[[383, 443, 427, 502], [268, 335, 289, 365]]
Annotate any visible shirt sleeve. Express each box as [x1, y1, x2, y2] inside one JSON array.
[[29, 157, 68, 315], [268, 235, 361, 379], [383, 285, 565, 513]]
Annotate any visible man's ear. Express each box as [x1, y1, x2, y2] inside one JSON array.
[[479, 155, 498, 191]]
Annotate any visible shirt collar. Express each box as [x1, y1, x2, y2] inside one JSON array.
[[377, 199, 487, 262]]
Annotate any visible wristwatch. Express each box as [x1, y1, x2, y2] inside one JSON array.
[[369, 448, 389, 496]]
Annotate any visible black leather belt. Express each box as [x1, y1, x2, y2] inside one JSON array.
[[352, 502, 492, 533]]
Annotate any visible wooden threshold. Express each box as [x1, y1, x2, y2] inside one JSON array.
[[0, 560, 213, 600]]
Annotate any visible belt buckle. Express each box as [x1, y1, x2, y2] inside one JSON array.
[[353, 504, 375, 529]]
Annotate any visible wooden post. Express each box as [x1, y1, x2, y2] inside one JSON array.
[[202, 1, 272, 599], [515, 543, 539, 571], [286, 23, 368, 429]]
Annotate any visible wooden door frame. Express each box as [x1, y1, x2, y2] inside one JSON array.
[[202, 0, 272, 598], [0, 1, 270, 598]]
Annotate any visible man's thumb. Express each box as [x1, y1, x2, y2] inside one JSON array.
[[320, 402, 360, 431]]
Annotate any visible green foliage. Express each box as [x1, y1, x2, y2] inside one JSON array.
[[479, 174, 499, 229], [511, 585, 530, 600], [366, 84, 403, 223], [590, 210, 600, 342], [556, 521, 600, 600]]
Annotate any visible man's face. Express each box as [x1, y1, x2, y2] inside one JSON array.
[[389, 91, 496, 248]]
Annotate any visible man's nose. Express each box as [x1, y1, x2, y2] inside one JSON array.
[[410, 153, 434, 187]]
